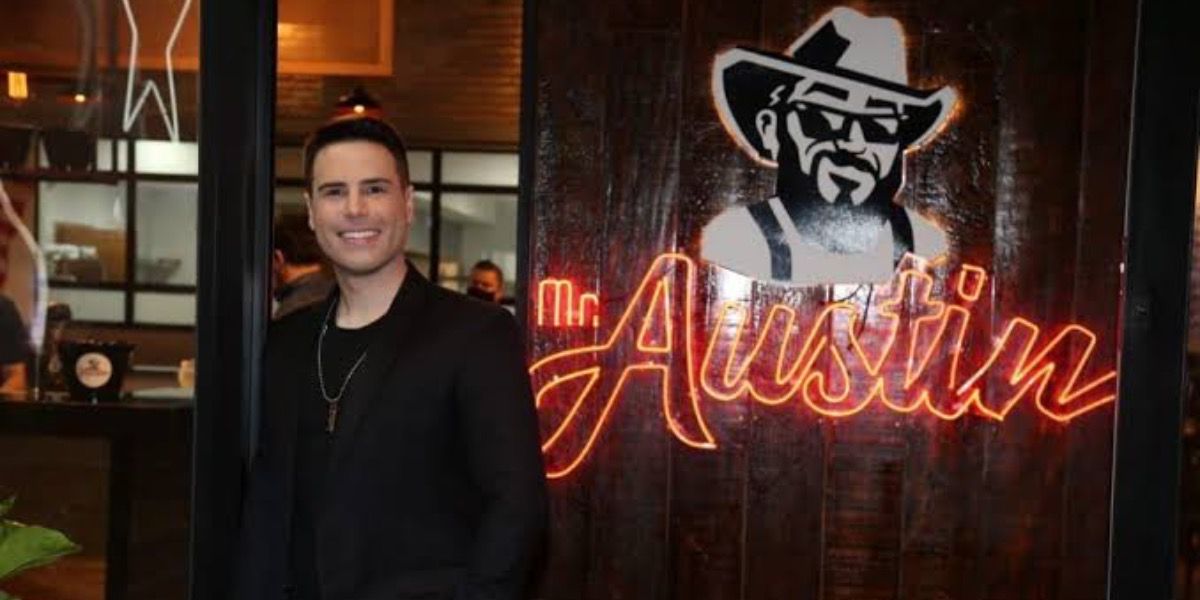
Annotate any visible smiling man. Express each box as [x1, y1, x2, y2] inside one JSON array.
[[236, 117, 547, 600]]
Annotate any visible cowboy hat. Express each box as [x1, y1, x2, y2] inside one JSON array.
[[713, 7, 957, 166]]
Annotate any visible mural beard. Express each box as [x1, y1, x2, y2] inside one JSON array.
[[775, 140, 905, 255]]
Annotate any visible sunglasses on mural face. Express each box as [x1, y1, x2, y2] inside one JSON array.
[[790, 101, 904, 144]]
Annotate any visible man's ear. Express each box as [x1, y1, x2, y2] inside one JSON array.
[[755, 109, 780, 161]]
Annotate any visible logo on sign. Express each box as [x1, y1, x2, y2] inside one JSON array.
[[75, 352, 113, 389], [704, 7, 957, 286]]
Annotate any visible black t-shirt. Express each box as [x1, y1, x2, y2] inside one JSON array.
[[289, 312, 385, 600]]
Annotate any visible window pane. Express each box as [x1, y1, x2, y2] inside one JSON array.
[[95, 138, 128, 172], [47, 288, 124, 323], [39, 181, 127, 284], [136, 182, 197, 285], [134, 292, 195, 326], [408, 150, 433, 184], [438, 192, 517, 297], [407, 190, 433, 278], [441, 152, 518, 187], [135, 140, 199, 175]]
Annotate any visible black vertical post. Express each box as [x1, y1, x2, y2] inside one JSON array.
[[191, 0, 275, 598], [1108, 0, 1200, 597], [125, 141, 136, 323], [515, 0, 537, 330], [431, 151, 443, 284]]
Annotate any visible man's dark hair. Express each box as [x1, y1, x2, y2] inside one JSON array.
[[273, 212, 325, 265], [303, 117, 410, 191], [471, 259, 504, 282]]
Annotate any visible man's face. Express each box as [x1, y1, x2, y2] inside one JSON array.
[[469, 268, 503, 302], [306, 141, 413, 278], [758, 81, 902, 206]]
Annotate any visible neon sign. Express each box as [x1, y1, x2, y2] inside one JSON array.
[[537, 279, 600, 328], [530, 254, 1117, 478]]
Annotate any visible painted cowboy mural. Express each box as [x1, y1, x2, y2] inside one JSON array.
[[703, 7, 958, 286]]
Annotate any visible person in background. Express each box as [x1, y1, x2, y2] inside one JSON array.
[[467, 259, 504, 303], [272, 212, 335, 320], [0, 294, 30, 394]]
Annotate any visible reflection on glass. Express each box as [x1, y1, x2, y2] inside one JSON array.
[[438, 192, 517, 295], [136, 182, 197, 285], [38, 181, 127, 284]]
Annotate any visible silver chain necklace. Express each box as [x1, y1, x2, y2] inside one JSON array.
[[317, 300, 370, 434]]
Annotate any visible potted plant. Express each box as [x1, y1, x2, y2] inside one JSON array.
[[0, 496, 80, 600]]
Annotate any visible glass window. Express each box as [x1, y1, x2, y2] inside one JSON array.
[[134, 292, 195, 326], [136, 182, 197, 285], [95, 138, 129, 172], [441, 151, 518, 187], [407, 190, 433, 278], [38, 181, 127, 284], [0, 0, 203, 598], [438, 192, 517, 295], [47, 288, 124, 323], [134, 140, 199, 175], [408, 150, 433, 184]]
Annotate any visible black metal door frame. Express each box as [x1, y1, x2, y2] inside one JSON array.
[[1107, 0, 1200, 597], [191, 0, 275, 598]]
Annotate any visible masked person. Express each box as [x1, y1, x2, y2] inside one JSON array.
[[236, 117, 548, 600], [703, 7, 957, 286], [466, 260, 504, 303]]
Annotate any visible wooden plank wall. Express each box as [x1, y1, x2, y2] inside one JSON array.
[[526, 0, 1137, 598]]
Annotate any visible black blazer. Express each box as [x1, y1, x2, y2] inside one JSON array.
[[235, 267, 548, 600]]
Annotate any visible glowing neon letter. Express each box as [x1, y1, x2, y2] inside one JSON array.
[[530, 255, 715, 478]]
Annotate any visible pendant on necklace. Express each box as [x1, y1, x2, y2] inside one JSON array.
[[326, 402, 339, 434]]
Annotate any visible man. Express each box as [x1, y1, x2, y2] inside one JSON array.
[[272, 212, 335, 320], [237, 117, 548, 600], [703, 7, 957, 286], [466, 260, 504, 303]]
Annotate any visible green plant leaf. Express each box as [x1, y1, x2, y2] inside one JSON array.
[[0, 523, 80, 581], [0, 498, 12, 520]]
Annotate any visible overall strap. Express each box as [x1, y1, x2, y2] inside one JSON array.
[[887, 203, 915, 267], [746, 201, 792, 281]]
